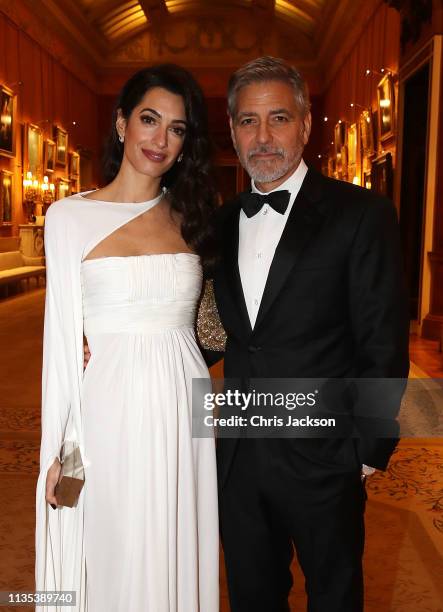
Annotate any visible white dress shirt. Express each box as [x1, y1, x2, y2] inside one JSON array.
[[238, 158, 308, 328]]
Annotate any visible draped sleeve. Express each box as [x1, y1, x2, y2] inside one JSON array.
[[39, 208, 72, 472]]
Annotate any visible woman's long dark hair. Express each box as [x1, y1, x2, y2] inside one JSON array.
[[102, 64, 218, 272]]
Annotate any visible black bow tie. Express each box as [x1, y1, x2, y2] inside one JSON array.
[[239, 190, 290, 218]]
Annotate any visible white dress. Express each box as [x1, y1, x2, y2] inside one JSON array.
[[80, 253, 219, 611], [35, 192, 219, 612]]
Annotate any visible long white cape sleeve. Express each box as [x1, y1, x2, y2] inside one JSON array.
[[35, 207, 86, 611]]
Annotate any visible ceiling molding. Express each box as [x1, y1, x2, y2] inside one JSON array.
[[37, 0, 108, 63], [139, 0, 168, 25]]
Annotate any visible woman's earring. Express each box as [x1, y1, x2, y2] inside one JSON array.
[[118, 134, 124, 143], [177, 153, 183, 163]]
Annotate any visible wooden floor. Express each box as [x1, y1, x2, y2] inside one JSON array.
[[409, 333, 443, 378]]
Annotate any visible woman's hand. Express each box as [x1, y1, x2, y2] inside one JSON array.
[[46, 457, 61, 509], [84, 342, 91, 370]]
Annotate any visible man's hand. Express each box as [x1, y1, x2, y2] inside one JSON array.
[[83, 341, 91, 370], [361, 464, 376, 481]]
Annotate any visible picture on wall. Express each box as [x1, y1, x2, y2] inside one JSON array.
[[0, 169, 13, 224], [359, 109, 375, 154], [54, 126, 68, 167], [363, 169, 372, 190], [25, 124, 43, 175], [334, 121, 348, 157], [377, 73, 395, 141], [44, 139, 56, 173], [0, 85, 16, 158], [347, 123, 359, 183], [70, 151, 80, 177], [56, 177, 71, 200], [371, 152, 393, 199]]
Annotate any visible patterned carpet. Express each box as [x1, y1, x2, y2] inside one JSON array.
[[0, 290, 442, 611]]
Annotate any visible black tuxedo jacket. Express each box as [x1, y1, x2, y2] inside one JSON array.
[[213, 166, 410, 488]]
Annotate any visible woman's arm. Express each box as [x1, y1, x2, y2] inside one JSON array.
[[40, 209, 72, 506]]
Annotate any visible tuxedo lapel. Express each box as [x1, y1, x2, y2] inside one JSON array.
[[222, 200, 253, 336], [253, 168, 326, 332]]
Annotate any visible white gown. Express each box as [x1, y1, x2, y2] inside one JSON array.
[[80, 253, 219, 611], [35, 192, 219, 612]]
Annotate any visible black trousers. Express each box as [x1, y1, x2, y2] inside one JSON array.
[[219, 439, 366, 612]]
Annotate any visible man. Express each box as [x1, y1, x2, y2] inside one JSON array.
[[213, 56, 409, 612]]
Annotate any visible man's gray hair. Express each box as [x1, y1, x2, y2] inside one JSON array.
[[227, 56, 311, 118]]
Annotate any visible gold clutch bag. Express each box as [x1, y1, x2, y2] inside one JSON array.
[[54, 440, 85, 508], [196, 279, 226, 352]]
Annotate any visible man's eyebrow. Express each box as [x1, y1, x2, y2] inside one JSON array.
[[236, 108, 294, 118], [139, 107, 187, 125], [269, 108, 293, 116], [236, 111, 259, 118]]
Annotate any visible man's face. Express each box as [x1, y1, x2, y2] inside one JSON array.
[[229, 80, 311, 191]]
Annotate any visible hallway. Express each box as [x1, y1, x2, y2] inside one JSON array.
[[0, 289, 442, 611]]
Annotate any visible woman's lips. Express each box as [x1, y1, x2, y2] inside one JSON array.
[[141, 149, 167, 162]]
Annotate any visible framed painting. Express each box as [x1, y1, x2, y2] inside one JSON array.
[[371, 152, 393, 199], [44, 139, 56, 174], [377, 73, 395, 141], [0, 84, 16, 158], [347, 122, 359, 183], [348, 123, 358, 167], [71, 177, 80, 194], [25, 124, 43, 176], [56, 177, 71, 200], [363, 170, 372, 190], [70, 151, 80, 177], [360, 109, 375, 154], [334, 121, 348, 158], [340, 145, 348, 180], [54, 126, 68, 167], [0, 169, 13, 224]]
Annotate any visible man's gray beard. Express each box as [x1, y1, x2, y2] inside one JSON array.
[[240, 149, 302, 185]]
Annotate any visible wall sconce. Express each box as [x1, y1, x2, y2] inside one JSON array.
[[365, 68, 397, 78], [41, 175, 55, 214]]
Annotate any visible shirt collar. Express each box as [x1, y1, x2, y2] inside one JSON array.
[[251, 158, 308, 196]]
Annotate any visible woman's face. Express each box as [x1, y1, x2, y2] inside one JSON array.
[[117, 86, 187, 179]]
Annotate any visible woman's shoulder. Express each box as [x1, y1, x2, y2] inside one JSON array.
[[45, 193, 97, 225]]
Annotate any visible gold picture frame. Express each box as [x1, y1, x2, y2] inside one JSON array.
[[56, 177, 71, 200], [377, 73, 395, 142], [54, 125, 68, 167], [44, 139, 56, 174], [360, 109, 375, 154], [70, 151, 80, 177], [0, 169, 13, 224], [25, 123, 43, 176], [0, 84, 16, 158], [334, 121, 348, 157], [348, 123, 359, 183]]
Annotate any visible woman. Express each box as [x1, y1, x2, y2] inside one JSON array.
[[35, 64, 219, 611]]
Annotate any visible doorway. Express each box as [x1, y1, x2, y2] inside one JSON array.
[[399, 63, 430, 319]]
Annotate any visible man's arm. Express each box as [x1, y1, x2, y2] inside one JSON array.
[[348, 195, 410, 470]]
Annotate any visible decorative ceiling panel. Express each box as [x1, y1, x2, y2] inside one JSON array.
[[98, 1, 147, 40]]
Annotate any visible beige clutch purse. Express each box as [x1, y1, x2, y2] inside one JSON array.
[[54, 441, 85, 508]]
